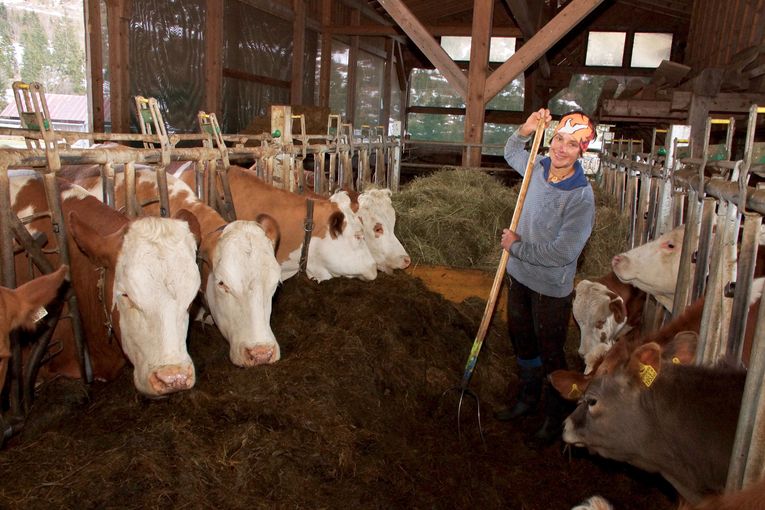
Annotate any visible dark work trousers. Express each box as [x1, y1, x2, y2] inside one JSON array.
[[505, 273, 573, 375]]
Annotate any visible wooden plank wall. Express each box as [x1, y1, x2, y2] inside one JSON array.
[[686, 0, 765, 68]]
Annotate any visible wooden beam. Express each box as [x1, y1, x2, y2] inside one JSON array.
[[291, 0, 306, 105], [85, 0, 104, 132], [382, 38, 393, 132], [223, 68, 291, 89], [394, 40, 407, 92], [407, 105, 527, 124], [346, 9, 361, 124], [504, 0, 550, 78], [326, 24, 522, 37], [319, 0, 332, 108], [485, 0, 605, 104], [105, 0, 131, 133], [377, 0, 467, 99], [204, 0, 224, 116], [463, 0, 493, 167]]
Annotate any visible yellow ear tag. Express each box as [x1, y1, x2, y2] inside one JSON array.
[[639, 363, 657, 388], [672, 357, 680, 365], [567, 383, 582, 399]]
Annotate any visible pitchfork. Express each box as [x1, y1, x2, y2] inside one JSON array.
[[441, 118, 546, 443]]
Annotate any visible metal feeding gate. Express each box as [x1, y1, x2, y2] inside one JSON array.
[[600, 104, 765, 491]]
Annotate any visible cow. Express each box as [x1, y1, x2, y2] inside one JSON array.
[[571, 495, 613, 510], [335, 188, 411, 273], [573, 272, 646, 373], [58, 165, 283, 367], [611, 225, 684, 311], [681, 476, 765, 509], [174, 164, 378, 282], [11, 172, 200, 396], [0, 265, 69, 397], [550, 332, 744, 505]]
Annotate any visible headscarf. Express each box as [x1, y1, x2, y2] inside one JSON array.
[[553, 112, 596, 154]]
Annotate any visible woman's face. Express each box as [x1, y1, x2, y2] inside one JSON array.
[[549, 132, 581, 171]]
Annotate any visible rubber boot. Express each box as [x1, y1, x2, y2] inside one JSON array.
[[525, 383, 573, 449], [494, 365, 544, 421]]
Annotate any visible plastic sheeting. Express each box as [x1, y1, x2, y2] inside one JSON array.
[[130, 0, 206, 133]]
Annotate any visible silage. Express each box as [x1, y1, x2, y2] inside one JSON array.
[[393, 168, 630, 279]]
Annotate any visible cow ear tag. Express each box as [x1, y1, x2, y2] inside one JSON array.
[[31, 307, 48, 323], [567, 383, 582, 399], [672, 357, 680, 364], [638, 362, 657, 388]]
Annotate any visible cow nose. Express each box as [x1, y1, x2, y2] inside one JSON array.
[[148, 364, 195, 394], [244, 345, 277, 366], [401, 256, 411, 269]]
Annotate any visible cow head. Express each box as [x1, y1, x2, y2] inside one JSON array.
[[68, 212, 200, 397], [553, 332, 698, 459], [205, 217, 282, 367], [308, 192, 378, 282], [0, 265, 69, 395], [611, 226, 684, 311], [573, 279, 630, 374], [352, 189, 411, 273]]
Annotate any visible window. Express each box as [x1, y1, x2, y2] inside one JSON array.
[[441, 36, 517, 62], [631, 33, 672, 68], [328, 41, 350, 120], [585, 32, 626, 67]]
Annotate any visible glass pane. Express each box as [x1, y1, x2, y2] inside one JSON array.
[[486, 75, 524, 111], [548, 74, 648, 116], [489, 37, 515, 62], [483, 123, 517, 155], [409, 68, 465, 108], [585, 32, 625, 66], [406, 112, 464, 142], [329, 41, 349, 120], [441, 36, 471, 61], [389, 70, 402, 135], [355, 50, 383, 128], [631, 32, 672, 68]]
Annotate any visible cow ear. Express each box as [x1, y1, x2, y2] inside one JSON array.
[[630, 342, 662, 388], [255, 213, 281, 254], [549, 370, 590, 400], [68, 211, 124, 268], [609, 295, 627, 323], [329, 211, 345, 239], [9, 265, 69, 330], [664, 331, 698, 365], [174, 208, 201, 247]]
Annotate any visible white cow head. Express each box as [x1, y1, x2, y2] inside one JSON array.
[[353, 189, 411, 273], [573, 280, 630, 374], [205, 219, 282, 367], [611, 226, 684, 311], [308, 191, 378, 282], [69, 213, 200, 397]]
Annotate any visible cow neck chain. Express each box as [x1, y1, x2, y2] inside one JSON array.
[[96, 266, 115, 342], [299, 199, 314, 274]]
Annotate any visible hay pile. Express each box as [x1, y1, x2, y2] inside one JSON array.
[[0, 273, 674, 509], [393, 169, 630, 279]]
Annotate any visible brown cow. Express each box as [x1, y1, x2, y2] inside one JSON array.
[[11, 172, 200, 396]]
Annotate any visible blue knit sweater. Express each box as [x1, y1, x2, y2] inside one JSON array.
[[503, 129, 595, 297]]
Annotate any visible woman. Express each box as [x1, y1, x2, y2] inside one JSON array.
[[495, 108, 596, 448]]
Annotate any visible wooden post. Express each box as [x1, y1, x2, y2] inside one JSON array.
[[291, 0, 306, 105], [85, 0, 104, 133], [204, 0, 224, 116], [346, 8, 360, 124], [105, 0, 132, 133], [319, 0, 332, 108], [463, 0, 493, 167], [381, 38, 393, 134]]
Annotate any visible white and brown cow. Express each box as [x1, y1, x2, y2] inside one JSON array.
[[60, 165, 283, 367], [551, 333, 743, 505], [340, 188, 411, 273], [175, 165, 378, 282], [0, 265, 69, 397], [11, 173, 199, 396], [573, 272, 646, 373]]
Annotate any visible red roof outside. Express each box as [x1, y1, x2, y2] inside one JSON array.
[[0, 93, 90, 124]]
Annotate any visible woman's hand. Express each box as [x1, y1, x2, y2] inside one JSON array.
[[501, 228, 520, 251], [519, 108, 552, 137]]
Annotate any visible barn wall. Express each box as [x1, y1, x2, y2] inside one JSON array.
[[685, 0, 765, 69]]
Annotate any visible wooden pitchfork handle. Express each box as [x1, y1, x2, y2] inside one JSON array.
[[458, 118, 546, 388]]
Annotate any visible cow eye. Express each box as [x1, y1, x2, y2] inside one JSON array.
[[374, 223, 384, 236], [120, 293, 138, 309], [217, 281, 230, 293], [586, 397, 598, 408], [667, 243, 675, 249]]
